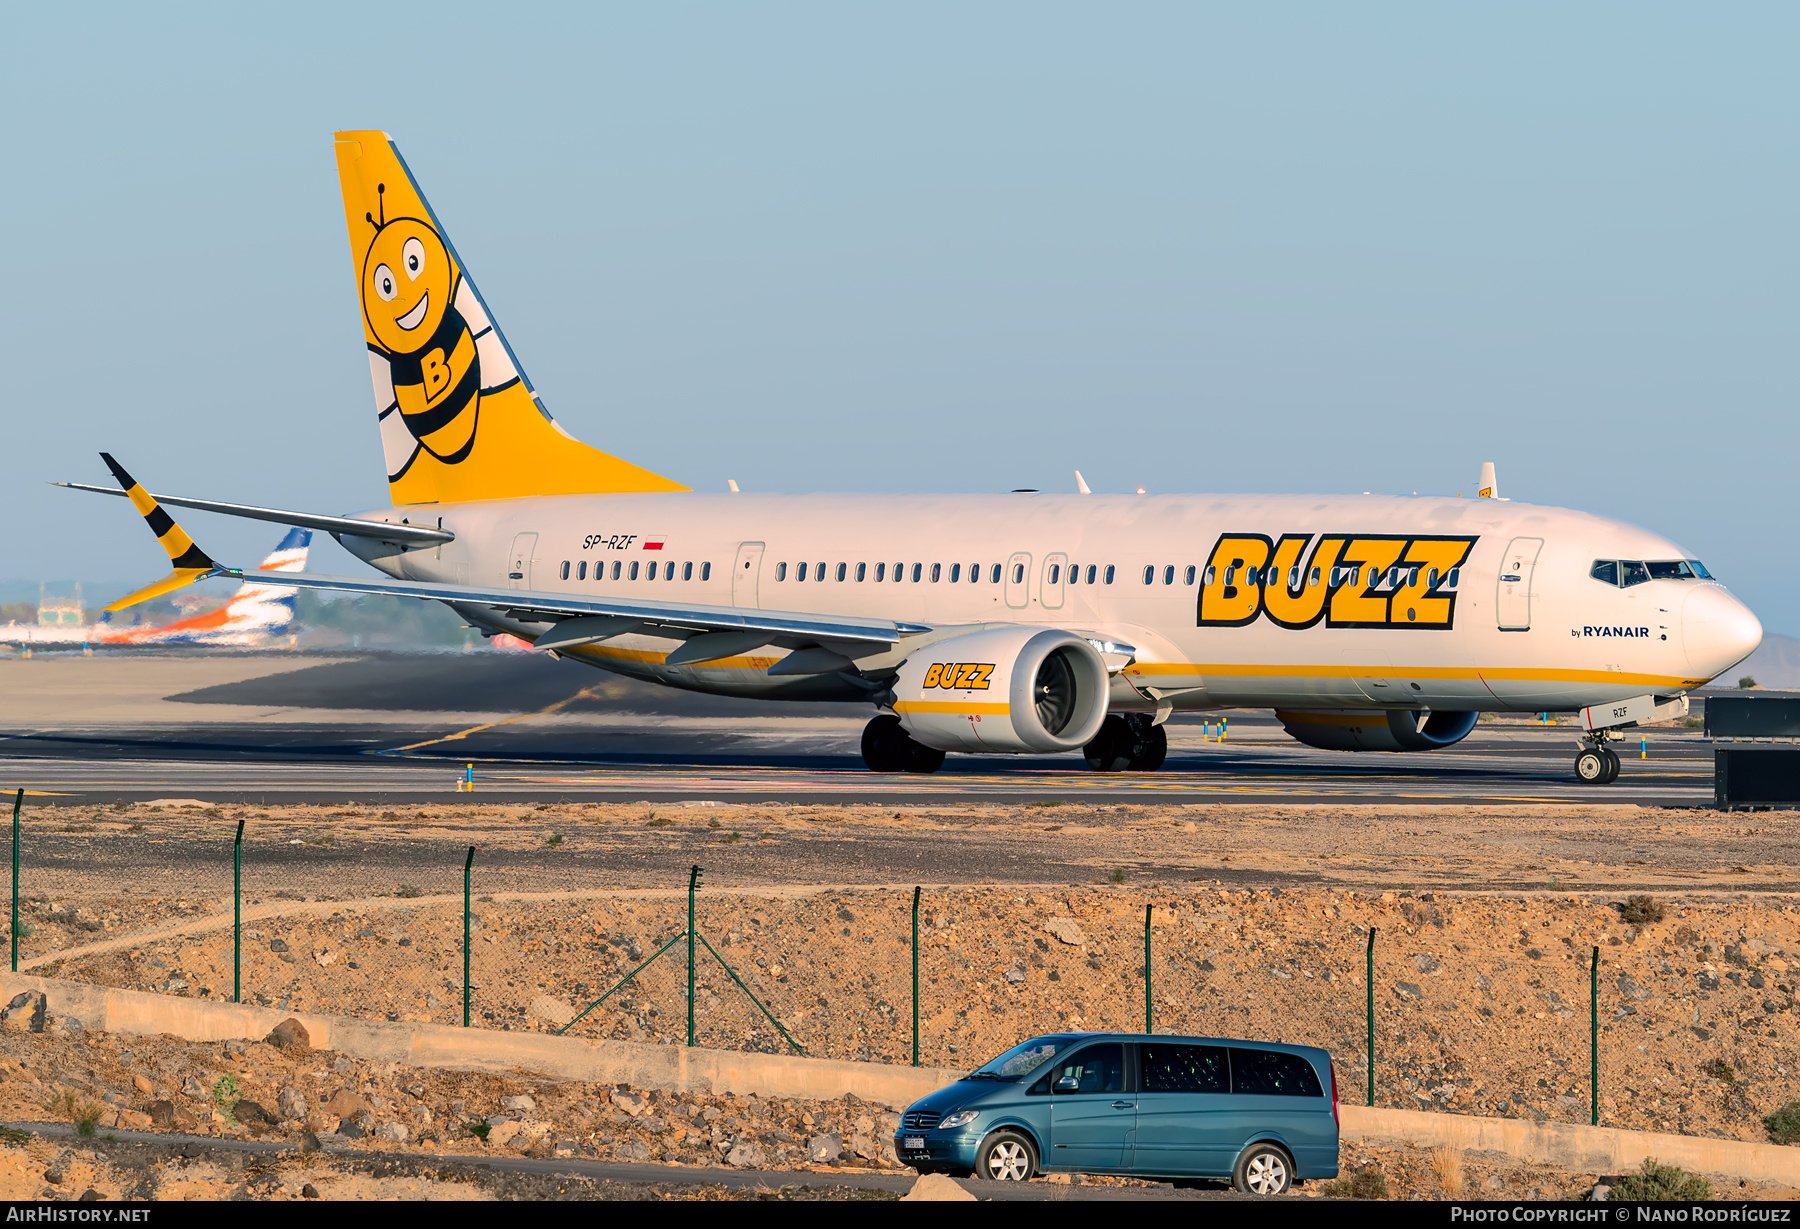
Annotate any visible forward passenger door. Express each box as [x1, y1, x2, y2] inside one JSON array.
[[1497, 537, 1542, 631], [1046, 1042, 1133, 1171]]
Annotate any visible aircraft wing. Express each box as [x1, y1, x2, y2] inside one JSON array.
[[212, 566, 930, 650]]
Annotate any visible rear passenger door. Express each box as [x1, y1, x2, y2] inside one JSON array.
[[1131, 1042, 1233, 1177], [1219, 1047, 1335, 1178]]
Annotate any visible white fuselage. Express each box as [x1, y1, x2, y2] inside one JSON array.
[[346, 491, 1762, 713]]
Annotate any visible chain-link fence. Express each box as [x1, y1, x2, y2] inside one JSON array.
[[5, 791, 1796, 1142]]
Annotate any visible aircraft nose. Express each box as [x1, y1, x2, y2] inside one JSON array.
[[1682, 584, 1762, 679]]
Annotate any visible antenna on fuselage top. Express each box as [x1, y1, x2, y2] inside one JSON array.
[[1075, 471, 1092, 495], [728, 479, 740, 493]]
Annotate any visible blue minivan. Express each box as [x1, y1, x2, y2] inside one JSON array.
[[894, 1033, 1339, 1193]]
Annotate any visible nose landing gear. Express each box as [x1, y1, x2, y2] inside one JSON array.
[[1575, 738, 1621, 784]]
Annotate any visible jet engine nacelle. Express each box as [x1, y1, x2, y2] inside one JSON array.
[[1277, 708, 1481, 752], [893, 627, 1109, 754]]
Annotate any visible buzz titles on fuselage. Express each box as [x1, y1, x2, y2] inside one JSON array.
[[1196, 533, 1477, 630]]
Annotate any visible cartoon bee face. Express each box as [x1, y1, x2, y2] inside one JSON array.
[[361, 217, 453, 356]]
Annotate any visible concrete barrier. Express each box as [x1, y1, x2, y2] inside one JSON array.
[[1340, 1106, 1800, 1188], [0, 973, 962, 1108], [2, 974, 1793, 1187]]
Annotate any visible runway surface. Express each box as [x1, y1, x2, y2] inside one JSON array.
[[0, 650, 1715, 807]]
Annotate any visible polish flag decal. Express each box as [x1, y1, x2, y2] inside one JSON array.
[[642, 539, 665, 550]]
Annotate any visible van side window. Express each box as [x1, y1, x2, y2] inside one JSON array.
[[1228, 1048, 1323, 1097], [1141, 1043, 1229, 1094], [1047, 1043, 1125, 1095]]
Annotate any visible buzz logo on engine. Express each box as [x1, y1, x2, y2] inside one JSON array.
[[921, 663, 996, 690]]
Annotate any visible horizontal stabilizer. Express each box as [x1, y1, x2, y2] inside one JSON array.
[[52, 481, 453, 545]]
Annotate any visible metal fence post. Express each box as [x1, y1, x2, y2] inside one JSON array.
[[1144, 904, 1154, 1034], [688, 865, 702, 1047], [1366, 927, 1376, 1107], [1590, 944, 1600, 1126], [232, 820, 244, 1003], [911, 886, 921, 1067], [10, 789, 20, 974], [463, 846, 474, 1027]]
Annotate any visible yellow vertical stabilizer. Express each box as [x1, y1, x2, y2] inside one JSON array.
[[333, 131, 688, 504]]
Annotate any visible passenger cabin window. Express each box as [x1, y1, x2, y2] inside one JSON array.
[[1047, 564, 1059, 585], [1228, 1048, 1323, 1097], [1203, 566, 1215, 585], [559, 561, 570, 580], [1011, 563, 1025, 584], [875, 563, 886, 582], [1142, 565, 1153, 585], [1103, 565, 1115, 585], [816, 561, 825, 580], [1141, 1043, 1229, 1094], [1048, 1043, 1125, 1095], [576, 561, 587, 581], [836, 563, 847, 582], [701, 562, 712, 581], [776, 562, 788, 581], [611, 561, 622, 580], [628, 561, 640, 581], [682, 561, 693, 581], [797, 562, 807, 581], [1184, 565, 1197, 586], [950, 564, 962, 583], [930, 563, 942, 582], [911, 564, 923, 583], [990, 564, 1002, 583], [1446, 567, 1460, 588], [1085, 565, 1097, 585]]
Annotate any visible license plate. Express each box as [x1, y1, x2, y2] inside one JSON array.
[[905, 1137, 925, 1150]]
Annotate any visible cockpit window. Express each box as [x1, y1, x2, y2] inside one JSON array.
[[1593, 559, 1709, 587]]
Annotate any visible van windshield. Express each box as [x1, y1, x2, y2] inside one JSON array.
[[969, 1035, 1084, 1081]]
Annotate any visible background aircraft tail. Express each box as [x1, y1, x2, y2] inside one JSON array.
[[333, 131, 686, 506], [102, 529, 311, 646]]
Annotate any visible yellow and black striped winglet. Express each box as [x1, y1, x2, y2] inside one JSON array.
[[99, 453, 221, 612]]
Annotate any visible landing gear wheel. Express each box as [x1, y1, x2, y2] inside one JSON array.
[[1600, 747, 1621, 783], [1233, 1142, 1293, 1195], [975, 1129, 1037, 1181], [1083, 715, 1134, 772], [861, 716, 946, 774], [1575, 748, 1608, 783], [1127, 722, 1168, 772]]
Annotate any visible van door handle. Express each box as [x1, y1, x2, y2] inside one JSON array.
[[1111, 1101, 1135, 1109]]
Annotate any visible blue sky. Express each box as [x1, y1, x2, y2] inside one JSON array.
[[4, 4, 1794, 628]]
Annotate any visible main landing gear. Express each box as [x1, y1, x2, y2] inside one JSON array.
[[1084, 714, 1167, 773], [1574, 737, 1621, 784], [860, 715, 946, 774]]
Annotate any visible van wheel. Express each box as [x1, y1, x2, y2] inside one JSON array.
[[1233, 1143, 1292, 1195], [976, 1130, 1036, 1181]]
